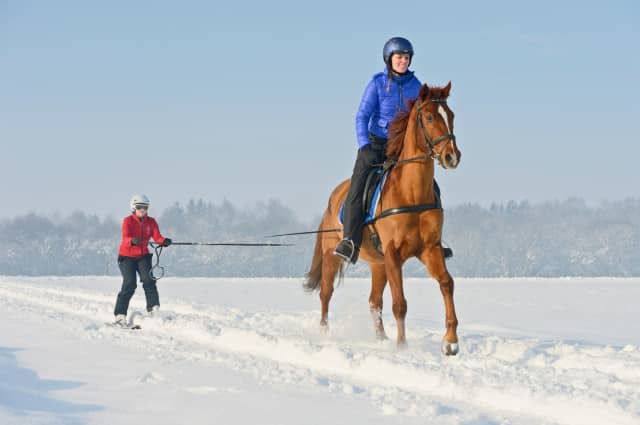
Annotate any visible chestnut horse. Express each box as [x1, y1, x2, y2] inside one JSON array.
[[304, 82, 461, 355]]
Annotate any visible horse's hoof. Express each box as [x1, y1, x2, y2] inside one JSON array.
[[320, 322, 329, 335], [397, 340, 408, 350], [442, 340, 459, 356], [375, 330, 388, 341]]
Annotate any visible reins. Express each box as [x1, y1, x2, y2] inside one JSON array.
[[267, 96, 454, 238], [375, 98, 455, 168]]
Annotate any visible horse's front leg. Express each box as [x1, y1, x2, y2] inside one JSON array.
[[420, 245, 459, 355], [369, 262, 388, 340], [384, 243, 407, 347]]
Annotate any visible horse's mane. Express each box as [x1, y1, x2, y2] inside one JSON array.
[[385, 86, 449, 160], [385, 99, 417, 160]]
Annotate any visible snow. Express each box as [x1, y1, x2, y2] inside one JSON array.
[[1, 276, 639, 425]]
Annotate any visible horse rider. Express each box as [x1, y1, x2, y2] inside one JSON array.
[[334, 37, 446, 264]]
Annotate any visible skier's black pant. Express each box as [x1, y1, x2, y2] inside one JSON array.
[[114, 254, 159, 316], [342, 135, 442, 248]]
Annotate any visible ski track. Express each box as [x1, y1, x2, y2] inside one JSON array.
[[1, 279, 639, 425]]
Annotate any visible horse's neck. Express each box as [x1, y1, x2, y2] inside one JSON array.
[[392, 122, 436, 205]]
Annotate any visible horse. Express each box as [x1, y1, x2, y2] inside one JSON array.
[[304, 82, 461, 355]]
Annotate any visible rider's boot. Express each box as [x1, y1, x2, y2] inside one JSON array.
[[334, 238, 360, 264]]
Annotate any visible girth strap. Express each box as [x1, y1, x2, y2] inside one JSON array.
[[368, 192, 442, 224]]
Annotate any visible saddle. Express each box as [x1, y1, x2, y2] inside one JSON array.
[[339, 161, 443, 225], [339, 163, 444, 256], [339, 164, 391, 225]]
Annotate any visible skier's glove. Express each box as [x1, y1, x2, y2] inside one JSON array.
[[131, 237, 141, 246], [162, 238, 172, 247]]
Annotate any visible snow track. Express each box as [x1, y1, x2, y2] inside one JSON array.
[[1, 278, 639, 425]]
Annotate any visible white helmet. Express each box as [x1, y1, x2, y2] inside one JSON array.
[[129, 194, 150, 212]]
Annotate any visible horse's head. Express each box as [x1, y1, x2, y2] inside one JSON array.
[[414, 82, 460, 169]]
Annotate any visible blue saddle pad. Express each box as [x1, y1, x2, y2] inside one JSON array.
[[339, 172, 388, 225]]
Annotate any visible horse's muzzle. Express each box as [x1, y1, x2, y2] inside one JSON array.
[[442, 151, 459, 169]]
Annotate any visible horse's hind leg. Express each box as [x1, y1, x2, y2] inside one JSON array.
[[319, 248, 342, 332], [420, 246, 459, 355], [369, 262, 388, 340]]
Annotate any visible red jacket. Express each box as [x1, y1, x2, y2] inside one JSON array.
[[118, 214, 166, 258]]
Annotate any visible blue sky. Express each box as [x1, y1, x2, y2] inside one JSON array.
[[1, 0, 638, 220]]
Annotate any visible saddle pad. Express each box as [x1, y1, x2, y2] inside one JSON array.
[[339, 172, 388, 225]]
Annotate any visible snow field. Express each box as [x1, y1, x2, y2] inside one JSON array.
[[1, 276, 639, 425]]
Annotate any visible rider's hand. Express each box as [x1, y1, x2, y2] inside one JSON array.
[[162, 238, 172, 247], [131, 237, 141, 246], [360, 144, 384, 166]]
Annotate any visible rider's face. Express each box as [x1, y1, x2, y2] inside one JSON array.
[[391, 53, 410, 74]]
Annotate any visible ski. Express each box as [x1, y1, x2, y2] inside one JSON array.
[[105, 322, 141, 330]]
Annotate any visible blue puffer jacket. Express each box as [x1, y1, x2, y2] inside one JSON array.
[[355, 69, 422, 148]]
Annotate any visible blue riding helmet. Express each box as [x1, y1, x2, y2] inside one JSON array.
[[383, 37, 414, 66]]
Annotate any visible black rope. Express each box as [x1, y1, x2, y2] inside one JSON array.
[[147, 240, 293, 280], [169, 242, 294, 246], [264, 229, 341, 238]]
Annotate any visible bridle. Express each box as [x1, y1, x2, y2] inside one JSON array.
[[386, 98, 457, 167], [415, 98, 456, 162]]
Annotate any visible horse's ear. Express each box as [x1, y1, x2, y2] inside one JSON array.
[[419, 84, 430, 100], [443, 81, 452, 97]]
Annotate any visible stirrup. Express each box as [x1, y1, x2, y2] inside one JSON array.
[[334, 239, 358, 264]]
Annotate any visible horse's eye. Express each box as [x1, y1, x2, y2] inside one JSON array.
[[426, 114, 434, 122]]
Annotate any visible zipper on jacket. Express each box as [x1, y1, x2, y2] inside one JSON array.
[[139, 216, 145, 255], [398, 85, 404, 112]]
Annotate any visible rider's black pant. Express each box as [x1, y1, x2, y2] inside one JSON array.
[[342, 141, 386, 248]]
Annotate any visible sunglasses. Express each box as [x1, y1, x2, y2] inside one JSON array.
[[135, 205, 149, 210]]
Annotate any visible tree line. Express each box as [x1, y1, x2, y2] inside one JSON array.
[[1, 197, 638, 277]]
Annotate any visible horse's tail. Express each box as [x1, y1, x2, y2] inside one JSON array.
[[303, 228, 324, 292]]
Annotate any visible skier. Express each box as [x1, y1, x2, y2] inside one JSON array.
[[112, 194, 172, 327]]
